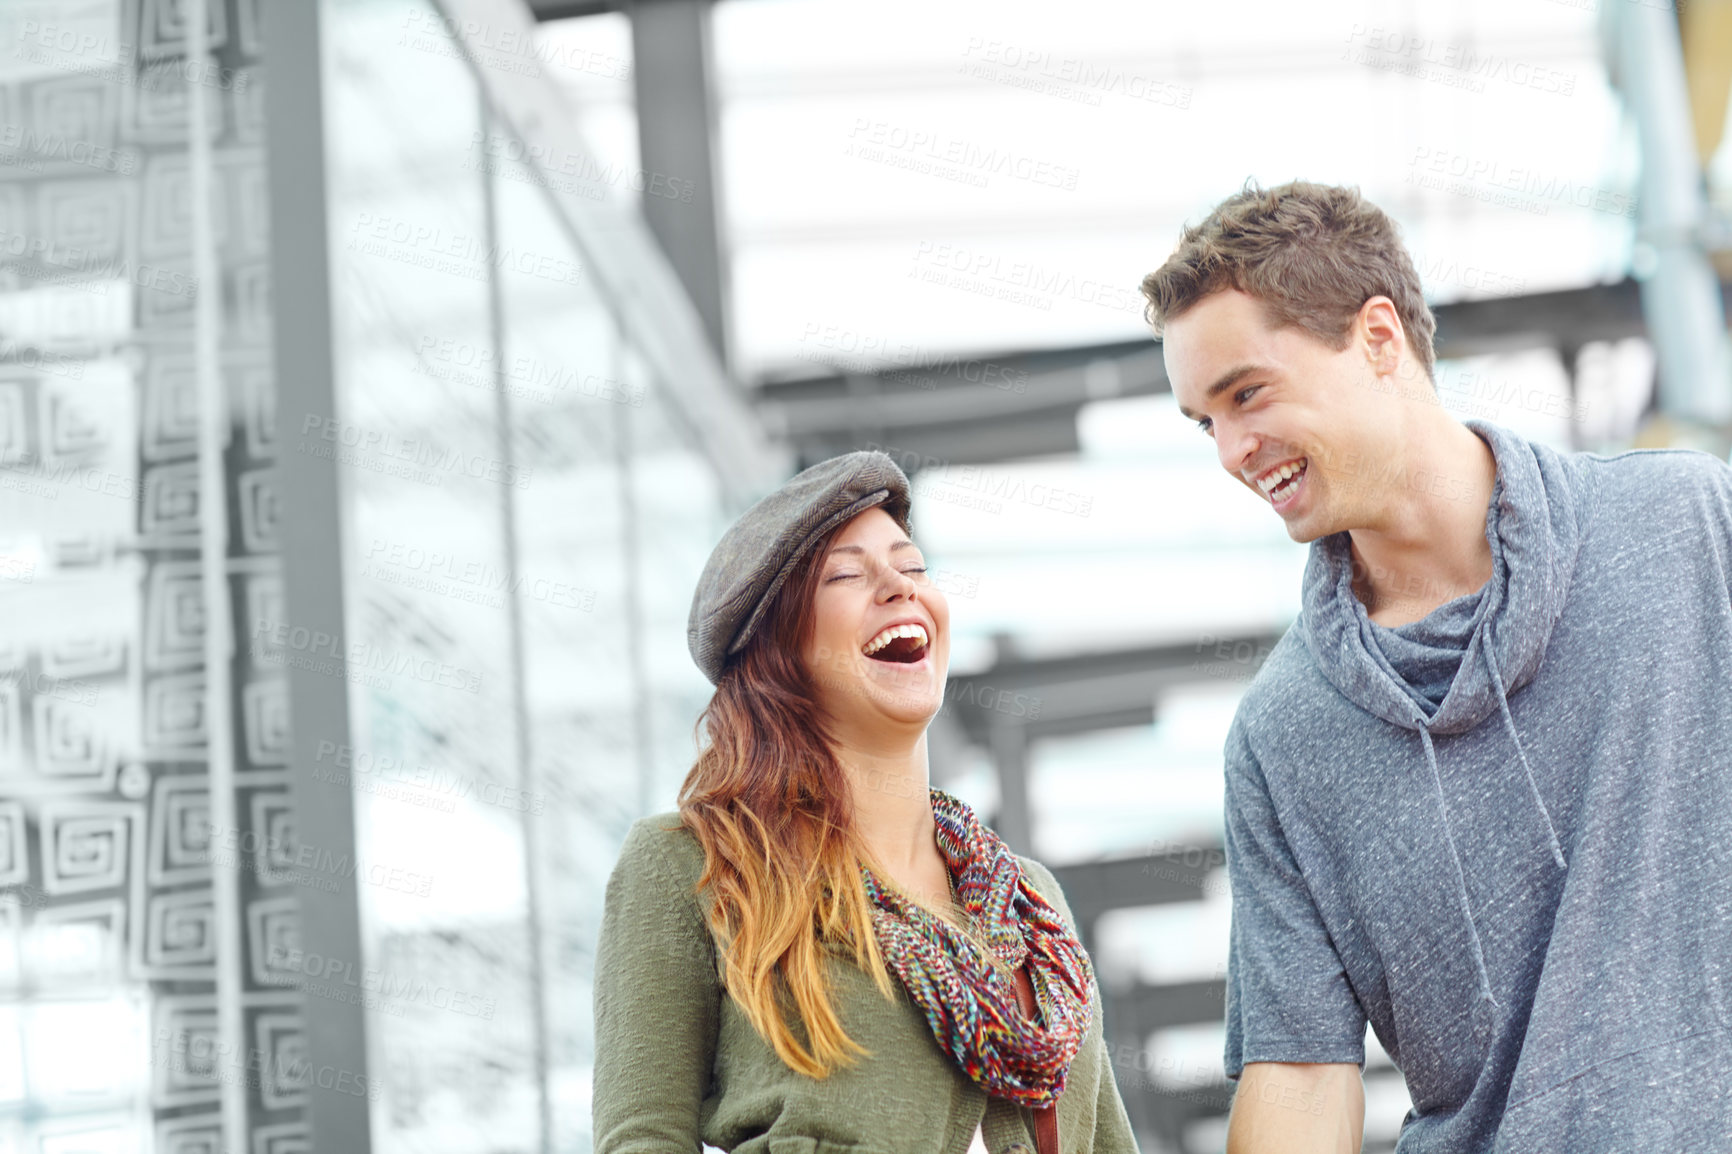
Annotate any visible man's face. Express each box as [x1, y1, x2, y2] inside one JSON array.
[[1163, 289, 1399, 543]]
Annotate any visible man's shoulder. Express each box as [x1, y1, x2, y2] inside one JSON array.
[[1577, 442, 1732, 500], [1220, 621, 1372, 778], [1234, 623, 1326, 722], [1568, 443, 1732, 550]]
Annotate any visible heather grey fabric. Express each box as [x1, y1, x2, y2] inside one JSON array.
[[687, 450, 912, 684], [1222, 418, 1732, 1153]]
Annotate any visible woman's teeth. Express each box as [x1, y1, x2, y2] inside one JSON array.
[[862, 623, 928, 661], [1259, 459, 1307, 503]]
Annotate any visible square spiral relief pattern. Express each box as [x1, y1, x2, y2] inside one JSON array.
[[157, 1112, 224, 1154], [29, 74, 122, 158], [0, 2, 307, 1151], [30, 897, 128, 987]]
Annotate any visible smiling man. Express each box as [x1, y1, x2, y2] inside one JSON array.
[[1140, 180, 1732, 1153]]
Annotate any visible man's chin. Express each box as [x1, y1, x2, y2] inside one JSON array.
[[1279, 507, 1337, 545]]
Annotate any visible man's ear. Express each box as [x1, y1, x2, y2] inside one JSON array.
[[1358, 296, 1407, 378]]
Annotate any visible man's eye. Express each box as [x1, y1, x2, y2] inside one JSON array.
[[1235, 385, 1261, 404], [1196, 418, 1213, 435], [905, 566, 929, 577]]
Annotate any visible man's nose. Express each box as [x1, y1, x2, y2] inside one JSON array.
[[1216, 421, 1258, 476]]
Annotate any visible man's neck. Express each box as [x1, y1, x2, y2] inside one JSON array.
[[1347, 421, 1498, 627]]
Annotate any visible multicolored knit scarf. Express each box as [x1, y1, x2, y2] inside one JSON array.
[[858, 787, 1096, 1107]]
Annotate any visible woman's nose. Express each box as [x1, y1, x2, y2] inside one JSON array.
[[880, 569, 918, 600]]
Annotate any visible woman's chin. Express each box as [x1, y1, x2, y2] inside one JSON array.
[[877, 695, 943, 725], [854, 655, 945, 719]]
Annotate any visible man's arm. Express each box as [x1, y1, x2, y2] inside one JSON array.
[[1226, 1062, 1364, 1154]]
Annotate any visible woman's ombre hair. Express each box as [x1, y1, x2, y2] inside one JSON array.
[[674, 514, 904, 1078]]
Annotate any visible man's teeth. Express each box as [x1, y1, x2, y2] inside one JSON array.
[[862, 623, 928, 656], [1258, 460, 1307, 500]]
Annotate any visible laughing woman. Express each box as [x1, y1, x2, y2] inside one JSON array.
[[592, 451, 1138, 1154]]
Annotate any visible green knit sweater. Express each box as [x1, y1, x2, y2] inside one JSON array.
[[592, 811, 1142, 1154]]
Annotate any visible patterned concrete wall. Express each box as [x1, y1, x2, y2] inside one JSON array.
[[0, 0, 313, 1150]]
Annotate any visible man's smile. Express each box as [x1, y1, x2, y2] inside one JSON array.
[[1252, 456, 1309, 508]]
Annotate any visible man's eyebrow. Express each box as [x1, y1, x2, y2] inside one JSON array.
[[1176, 364, 1267, 421]]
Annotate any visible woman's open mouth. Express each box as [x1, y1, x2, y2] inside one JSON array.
[[862, 623, 929, 664]]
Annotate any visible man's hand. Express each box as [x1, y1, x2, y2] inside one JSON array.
[[1225, 1062, 1365, 1154]]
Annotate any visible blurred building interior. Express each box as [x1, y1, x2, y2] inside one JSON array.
[[2, 0, 1732, 1151]]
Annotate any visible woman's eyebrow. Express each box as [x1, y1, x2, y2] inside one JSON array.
[[826, 540, 919, 556]]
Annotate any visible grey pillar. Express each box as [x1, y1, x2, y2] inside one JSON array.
[[260, 1, 372, 1150], [989, 713, 1033, 855], [1607, 1, 1732, 428], [630, 0, 732, 365]]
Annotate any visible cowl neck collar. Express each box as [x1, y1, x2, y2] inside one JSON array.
[[1300, 419, 1581, 735], [1296, 419, 1581, 1015]]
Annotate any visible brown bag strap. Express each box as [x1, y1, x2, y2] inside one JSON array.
[[1011, 964, 1061, 1154]]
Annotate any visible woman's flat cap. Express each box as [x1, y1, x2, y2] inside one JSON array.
[[687, 450, 912, 684]]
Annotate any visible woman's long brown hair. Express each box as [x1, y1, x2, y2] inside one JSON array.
[[675, 517, 902, 1078]]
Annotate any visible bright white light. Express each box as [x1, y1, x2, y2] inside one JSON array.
[[713, 0, 1628, 378], [23, 996, 147, 1105]]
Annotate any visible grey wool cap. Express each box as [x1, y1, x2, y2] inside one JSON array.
[[687, 450, 913, 684]]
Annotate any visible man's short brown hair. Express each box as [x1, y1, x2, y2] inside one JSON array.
[[1140, 180, 1437, 379]]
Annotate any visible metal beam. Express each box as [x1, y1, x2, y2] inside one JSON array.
[[1604, 3, 1732, 426], [1431, 278, 1650, 356], [436, 0, 787, 508], [527, 0, 622, 17], [1024, 704, 1160, 741], [754, 279, 1732, 467], [1127, 978, 1229, 1032], [947, 632, 1279, 863], [942, 632, 1284, 746], [1050, 846, 1224, 937], [989, 713, 1033, 855], [631, 0, 732, 364], [259, 0, 372, 1150], [479, 95, 554, 1154], [759, 339, 1161, 469]]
